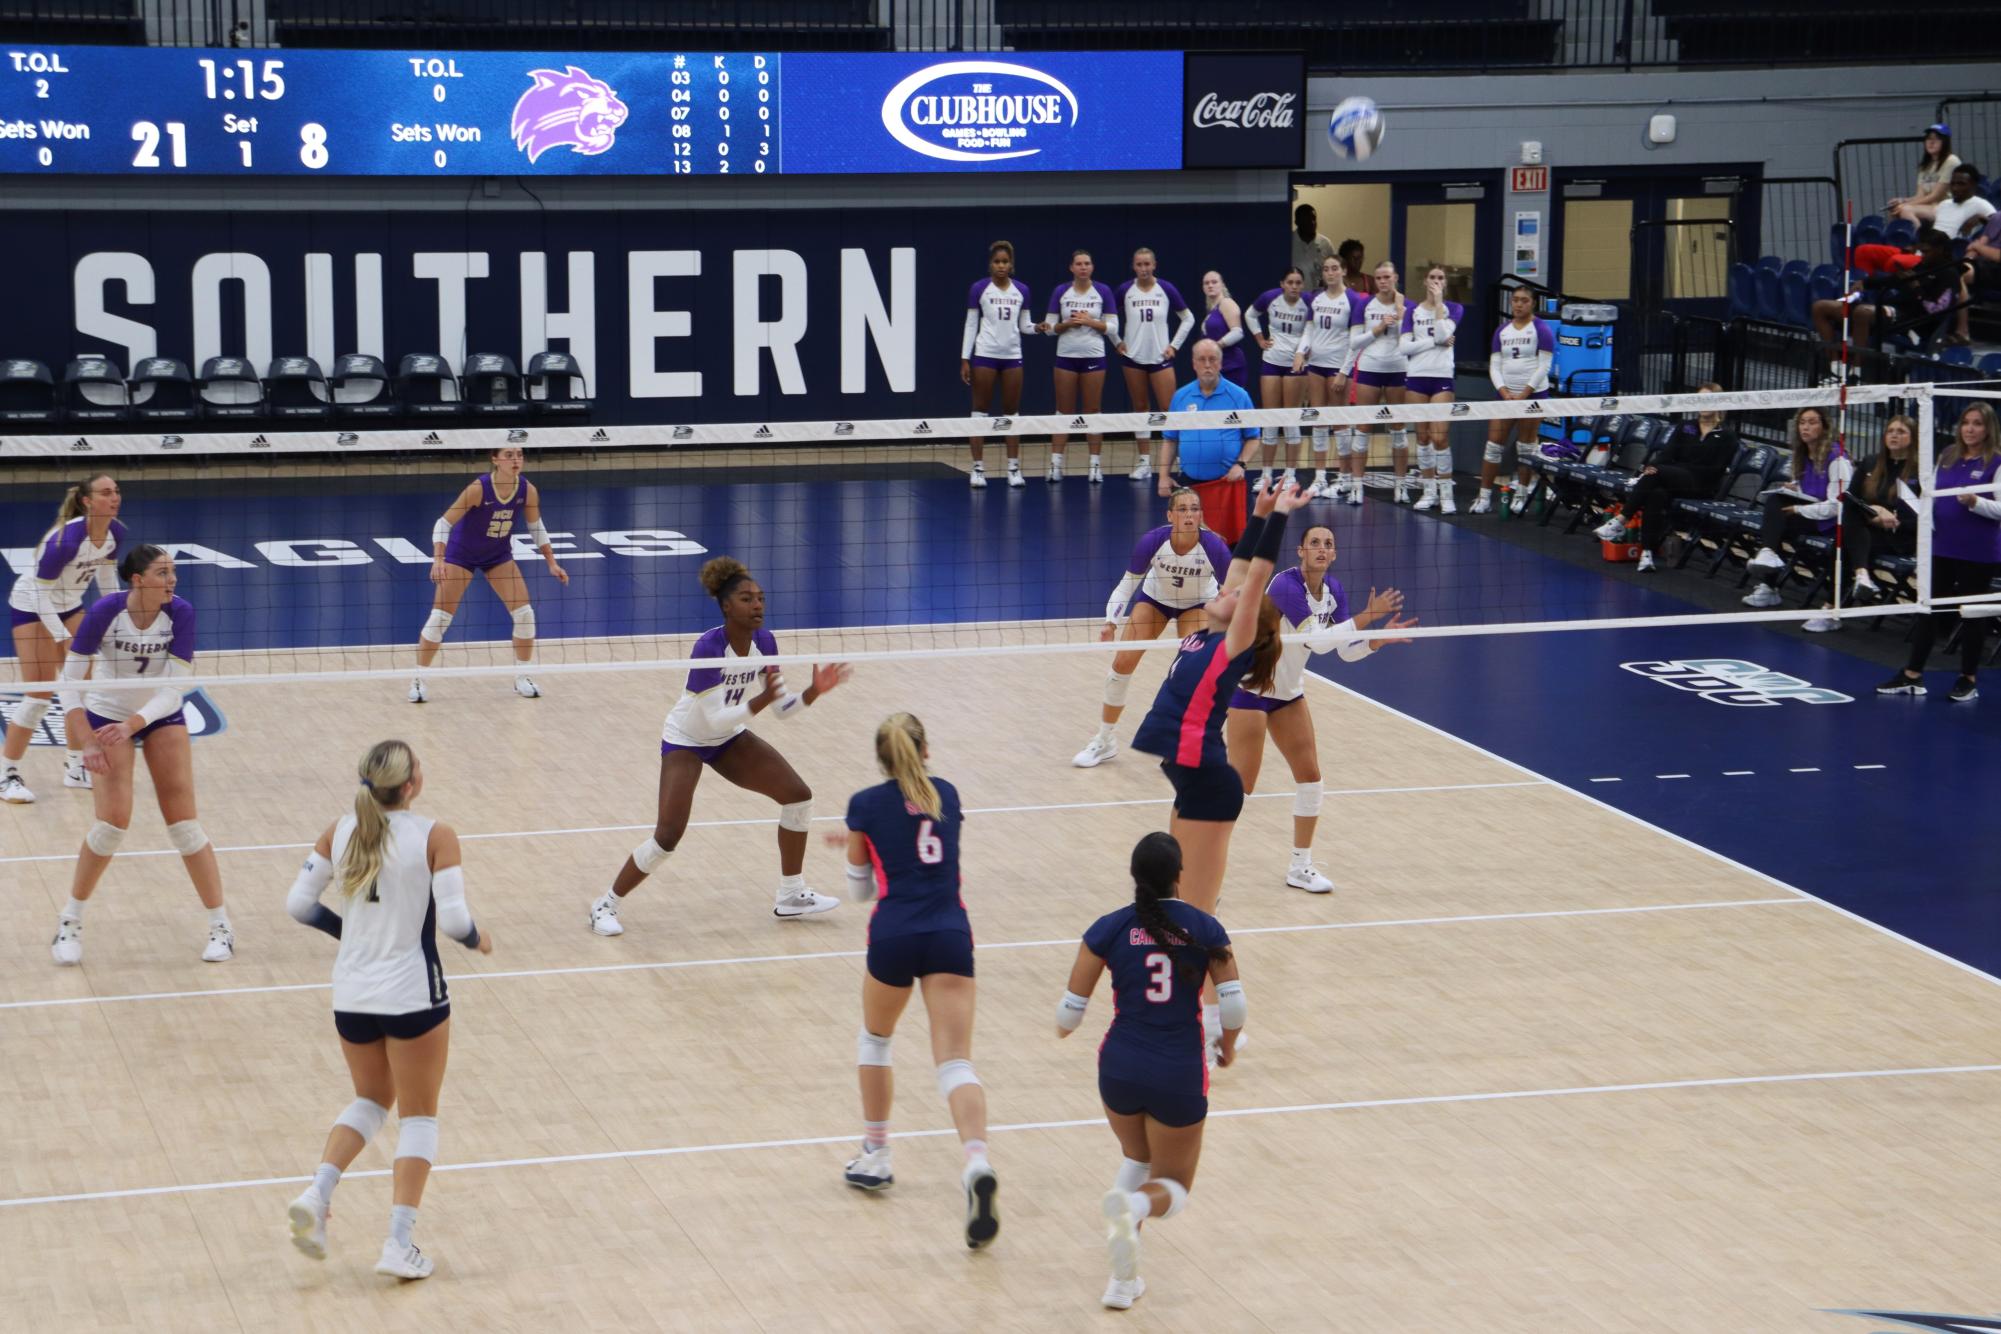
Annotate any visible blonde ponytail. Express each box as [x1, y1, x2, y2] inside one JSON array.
[[339, 739, 416, 899], [44, 473, 112, 545], [874, 713, 941, 819]]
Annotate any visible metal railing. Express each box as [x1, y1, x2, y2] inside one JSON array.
[[1938, 94, 2001, 188], [1755, 177, 1839, 271], [1835, 137, 1929, 227]]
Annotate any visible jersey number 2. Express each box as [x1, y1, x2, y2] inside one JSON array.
[[1143, 951, 1173, 1002], [916, 818, 943, 865]]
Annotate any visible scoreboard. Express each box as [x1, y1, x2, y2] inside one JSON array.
[[0, 46, 1184, 177]]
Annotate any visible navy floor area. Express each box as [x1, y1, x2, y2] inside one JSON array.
[[5, 468, 1995, 977]]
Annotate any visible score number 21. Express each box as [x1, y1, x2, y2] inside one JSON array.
[[131, 120, 330, 170]]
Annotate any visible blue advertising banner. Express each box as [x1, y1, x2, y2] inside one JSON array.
[[0, 46, 1179, 177], [0, 203, 1273, 425]]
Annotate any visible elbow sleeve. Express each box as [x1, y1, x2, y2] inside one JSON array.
[[432, 517, 452, 548], [1216, 325, 1244, 348], [1105, 572, 1143, 624], [432, 864, 477, 945], [1216, 979, 1246, 1030]]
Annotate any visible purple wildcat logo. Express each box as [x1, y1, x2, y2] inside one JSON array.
[[511, 65, 629, 164]]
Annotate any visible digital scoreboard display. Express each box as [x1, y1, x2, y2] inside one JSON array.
[[0, 46, 1183, 176]]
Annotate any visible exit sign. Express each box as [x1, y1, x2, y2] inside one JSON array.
[[1512, 166, 1549, 193]]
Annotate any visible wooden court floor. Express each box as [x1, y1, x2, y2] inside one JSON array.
[[3, 647, 2000, 1332]]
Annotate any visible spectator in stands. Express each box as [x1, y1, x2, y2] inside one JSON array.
[[1809, 228, 1962, 376], [1933, 165, 1995, 346], [1965, 209, 2001, 295], [1156, 339, 1259, 542], [1339, 239, 1370, 300], [1291, 205, 1336, 283], [1592, 383, 1736, 572], [1841, 413, 1921, 601], [1742, 406, 1851, 614], [1887, 124, 1960, 226], [1877, 400, 2001, 702]]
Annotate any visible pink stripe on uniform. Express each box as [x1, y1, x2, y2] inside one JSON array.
[[1175, 643, 1232, 767]]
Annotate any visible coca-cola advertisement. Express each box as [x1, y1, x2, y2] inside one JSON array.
[[1181, 52, 1306, 170]]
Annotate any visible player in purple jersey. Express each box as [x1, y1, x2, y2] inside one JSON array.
[[588, 557, 850, 933], [1401, 265, 1464, 513], [3, 473, 123, 804], [409, 447, 569, 703], [50, 545, 234, 966], [963, 239, 1035, 489], [838, 714, 998, 1248], [1056, 831, 1245, 1311], [1039, 249, 1118, 484], [1199, 270, 1250, 396], [1115, 248, 1195, 482]]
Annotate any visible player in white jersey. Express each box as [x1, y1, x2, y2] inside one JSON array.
[[1472, 284, 1557, 515], [3, 473, 124, 803], [1226, 523, 1414, 894], [1039, 249, 1119, 483], [1296, 256, 1360, 501], [1399, 266, 1465, 513], [1073, 490, 1234, 768], [1114, 248, 1195, 482], [284, 739, 491, 1281], [48, 545, 232, 966], [1245, 268, 1312, 486], [589, 556, 850, 934], [962, 239, 1037, 489], [1344, 261, 1416, 502]]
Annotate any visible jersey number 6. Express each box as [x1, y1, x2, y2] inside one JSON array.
[[1143, 951, 1173, 1002], [916, 818, 943, 865]]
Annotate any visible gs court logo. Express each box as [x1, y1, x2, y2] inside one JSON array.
[[1621, 658, 1852, 707]]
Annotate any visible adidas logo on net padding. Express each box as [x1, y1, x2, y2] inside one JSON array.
[[1521, 400, 1544, 414], [753, 424, 774, 439], [913, 420, 932, 435], [1069, 415, 1088, 428], [1374, 406, 1393, 420], [420, 432, 444, 446], [590, 428, 611, 442], [249, 434, 271, 448], [1222, 411, 1242, 424], [69, 437, 91, 451]]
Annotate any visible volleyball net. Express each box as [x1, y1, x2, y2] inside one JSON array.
[[3, 380, 1998, 695]]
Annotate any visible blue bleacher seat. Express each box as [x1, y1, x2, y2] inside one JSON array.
[[1856, 213, 1886, 234], [1756, 255, 1783, 274], [1978, 353, 2001, 375], [1939, 345, 1974, 367], [0, 357, 58, 425], [1727, 263, 1757, 319], [1753, 267, 1785, 323], [1780, 271, 1811, 327], [1809, 274, 1840, 307], [1884, 219, 1917, 247], [1810, 263, 1839, 287], [1780, 260, 1811, 281], [1853, 223, 1886, 251]]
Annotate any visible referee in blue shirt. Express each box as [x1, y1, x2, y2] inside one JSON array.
[[1156, 339, 1260, 540]]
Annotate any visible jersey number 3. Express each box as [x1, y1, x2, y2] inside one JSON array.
[[916, 818, 943, 865], [1143, 951, 1173, 1002]]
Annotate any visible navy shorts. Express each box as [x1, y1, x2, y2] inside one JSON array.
[[866, 929, 975, 988], [334, 1004, 450, 1044], [1160, 760, 1245, 823], [1099, 1070, 1207, 1128]]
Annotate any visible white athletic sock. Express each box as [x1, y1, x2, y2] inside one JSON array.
[[1113, 1157, 1151, 1193], [778, 873, 807, 896], [971, 461, 986, 473], [312, 1162, 341, 1204], [63, 896, 85, 921], [1097, 722, 1116, 741], [1290, 847, 1312, 866], [963, 1139, 989, 1171], [863, 1120, 889, 1151], [1477, 487, 1492, 500], [1050, 451, 1064, 464], [208, 905, 230, 929], [389, 1203, 417, 1247], [64, 748, 82, 768]]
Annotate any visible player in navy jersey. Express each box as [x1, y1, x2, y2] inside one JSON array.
[[1039, 249, 1119, 484], [1115, 248, 1195, 482], [588, 557, 850, 934], [1199, 271, 1250, 397], [962, 239, 1036, 489], [409, 447, 569, 703], [1056, 831, 1245, 1310], [1400, 265, 1465, 513], [49, 545, 233, 966], [4, 473, 124, 803], [839, 714, 998, 1248]]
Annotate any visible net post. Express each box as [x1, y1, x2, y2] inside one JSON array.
[[1916, 383, 1935, 606]]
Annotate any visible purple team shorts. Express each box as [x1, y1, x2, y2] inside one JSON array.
[[442, 551, 516, 574], [1352, 369, 1405, 389], [10, 607, 54, 630], [1305, 365, 1347, 379], [1121, 354, 1174, 373], [1054, 355, 1107, 374], [1260, 362, 1306, 379], [84, 708, 185, 744], [1405, 376, 1455, 396], [661, 734, 744, 764], [966, 355, 1022, 371], [1228, 688, 1303, 714], [1125, 590, 1200, 622]]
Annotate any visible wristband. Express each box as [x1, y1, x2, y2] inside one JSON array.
[[1254, 509, 1289, 564], [1232, 513, 1269, 562]]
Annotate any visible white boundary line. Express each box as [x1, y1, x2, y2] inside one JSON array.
[[0, 780, 1545, 867], [1, 1060, 1989, 1211], [0, 897, 1802, 1013], [1303, 669, 2001, 990]]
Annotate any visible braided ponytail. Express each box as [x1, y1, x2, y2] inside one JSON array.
[[1129, 832, 1231, 984]]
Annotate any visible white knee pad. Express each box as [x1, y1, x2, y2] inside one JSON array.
[[395, 1115, 439, 1165], [1103, 670, 1132, 709], [85, 821, 126, 856], [632, 837, 672, 875], [1283, 427, 1301, 444], [1310, 426, 1329, 453], [9, 696, 50, 730], [334, 1097, 390, 1143], [1260, 426, 1279, 446], [1292, 781, 1323, 818], [1390, 428, 1411, 451], [1149, 1177, 1190, 1219], [1416, 444, 1435, 473], [936, 1058, 981, 1098], [510, 604, 535, 641], [857, 1029, 893, 1067], [1338, 430, 1366, 458], [778, 799, 813, 833], [166, 820, 209, 855], [1482, 440, 1507, 464], [420, 609, 453, 644]]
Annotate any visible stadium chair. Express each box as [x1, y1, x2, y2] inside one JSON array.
[[1856, 213, 1886, 235], [1752, 267, 1786, 324], [1809, 273, 1841, 308], [330, 354, 397, 420], [1780, 260, 1811, 281], [1884, 219, 1918, 248], [1672, 443, 1781, 574], [1810, 263, 1840, 287], [1727, 263, 1757, 319], [525, 351, 592, 418], [128, 357, 198, 423], [1756, 255, 1783, 274], [1572, 417, 1670, 530], [61, 356, 129, 423], [0, 358, 59, 425], [397, 353, 462, 419], [265, 356, 333, 420], [1780, 272, 1812, 327], [1533, 413, 1621, 527], [197, 356, 265, 420], [461, 353, 526, 419], [1978, 353, 2001, 375], [1852, 222, 1886, 251], [1939, 345, 1975, 367]]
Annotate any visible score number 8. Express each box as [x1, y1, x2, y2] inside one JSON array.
[[299, 123, 329, 170]]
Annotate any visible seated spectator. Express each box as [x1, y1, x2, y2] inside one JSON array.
[[1592, 383, 1736, 572], [1742, 407, 1851, 622], [1933, 165, 1996, 345], [1809, 229, 1963, 376], [1967, 209, 2001, 294], [1877, 401, 2001, 703], [1840, 414, 1921, 601], [1887, 125, 1960, 226]]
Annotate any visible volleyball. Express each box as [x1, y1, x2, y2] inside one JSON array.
[[1328, 97, 1385, 160]]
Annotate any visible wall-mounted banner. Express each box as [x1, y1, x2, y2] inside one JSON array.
[[0, 45, 1180, 177], [1180, 51, 1305, 170]]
